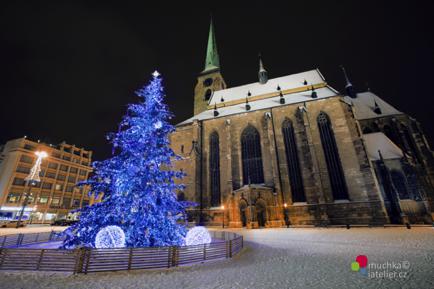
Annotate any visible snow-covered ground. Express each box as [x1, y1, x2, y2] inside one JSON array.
[[1, 227, 433, 289], [0, 225, 65, 236]]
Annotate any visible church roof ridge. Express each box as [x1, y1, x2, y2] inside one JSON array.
[[178, 85, 339, 126], [209, 68, 331, 107]]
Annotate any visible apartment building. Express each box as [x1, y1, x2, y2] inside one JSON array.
[[0, 137, 97, 223]]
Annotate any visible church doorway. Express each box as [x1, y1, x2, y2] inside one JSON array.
[[256, 199, 267, 227], [239, 199, 248, 227]]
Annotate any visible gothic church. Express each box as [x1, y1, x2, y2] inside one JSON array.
[[170, 20, 434, 227]]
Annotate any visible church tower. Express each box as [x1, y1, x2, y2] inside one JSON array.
[[194, 19, 226, 116]]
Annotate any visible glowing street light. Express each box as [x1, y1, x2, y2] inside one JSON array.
[[283, 203, 289, 228], [221, 205, 225, 228], [16, 151, 48, 228]]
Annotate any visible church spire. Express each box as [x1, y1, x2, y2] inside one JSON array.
[[340, 65, 357, 98], [258, 53, 268, 84], [204, 17, 220, 72]]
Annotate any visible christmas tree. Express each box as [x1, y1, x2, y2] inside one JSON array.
[[62, 71, 187, 248]]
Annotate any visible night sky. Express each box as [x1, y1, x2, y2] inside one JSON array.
[[1, 1, 433, 160]]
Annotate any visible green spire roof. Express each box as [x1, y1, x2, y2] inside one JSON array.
[[203, 19, 220, 72]]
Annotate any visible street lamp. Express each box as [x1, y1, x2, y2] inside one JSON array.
[[16, 150, 48, 228], [221, 205, 225, 228], [283, 203, 290, 228]]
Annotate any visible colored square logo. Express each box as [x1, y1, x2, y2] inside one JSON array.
[[351, 261, 360, 271]]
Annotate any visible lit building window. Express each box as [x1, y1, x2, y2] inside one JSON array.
[[6, 192, 21, 203], [51, 198, 60, 206]]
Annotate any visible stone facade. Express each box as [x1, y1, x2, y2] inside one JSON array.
[[170, 92, 433, 226], [169, 21, 434, 227]]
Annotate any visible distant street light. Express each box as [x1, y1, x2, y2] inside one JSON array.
[[283, 203, 290, 228], [16, 151, 48, 228], [221, 205, 225, 228]]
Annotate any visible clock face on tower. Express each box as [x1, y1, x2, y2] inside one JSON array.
[[203, 78, 213, 87]]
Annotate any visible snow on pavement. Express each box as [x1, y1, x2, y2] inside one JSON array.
[[0, 225, 65, 236], [0, 227, 433, 289]]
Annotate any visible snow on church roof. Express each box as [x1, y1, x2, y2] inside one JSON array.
[[209, 69, 326, 105], [178, 69, 339, 125], [344, 91, 402, 120], [362, 132, 404, 161], [178, 86, 338, 125], [176, 69, 404, 126]]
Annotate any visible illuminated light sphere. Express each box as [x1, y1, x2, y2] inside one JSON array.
[[154, 121, 162, 129], [95, 225, 126, 249], [185, 226, 212, 246]]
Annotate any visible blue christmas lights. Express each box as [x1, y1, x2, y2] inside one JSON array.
[[62, 71, 187, 248]]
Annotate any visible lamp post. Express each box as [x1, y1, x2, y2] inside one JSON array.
[[221, 205, 225, 228], [283, 203, 290, 228], [16, 151, 48, 228]]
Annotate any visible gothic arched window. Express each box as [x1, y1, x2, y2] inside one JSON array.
[[282, 119, 305, 202], [209, 132, 221, 206], [317, 112, 349, 200], [241, 125, 264, 185]]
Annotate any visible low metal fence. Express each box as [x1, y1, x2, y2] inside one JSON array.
[[0, 231, 63, 248], [0, 230, 243, 274]]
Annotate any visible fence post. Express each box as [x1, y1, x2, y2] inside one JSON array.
[[0, 249, 5, 268], [74, 248, 85, 274], [225, 241, 229, 258], [167, 247, 172, 268], [203, 244, 206, 261], [128, 248, 133, 270], [49, 231, 54, 241], [17, 234, 24, 246], [229, 240, 232, 258], [171, 246, 178, 267], [84, 249, 91, 274], [1, 236, 6, 248], [36, 249, 45, 270]]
